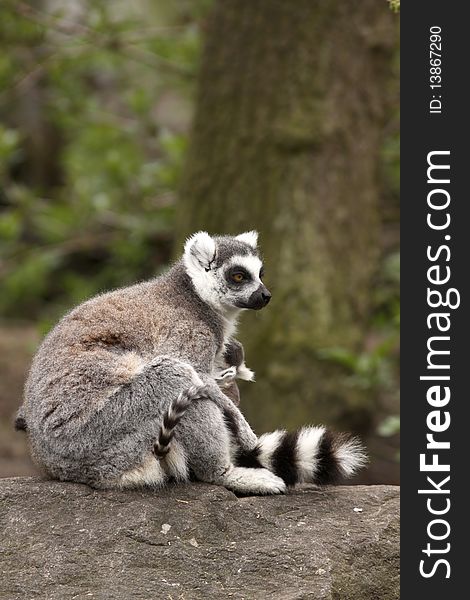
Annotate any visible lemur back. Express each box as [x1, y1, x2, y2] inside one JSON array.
[[19, 231, 366, 494]]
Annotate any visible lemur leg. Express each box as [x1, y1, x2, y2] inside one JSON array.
[[198, 374, 258, 452], [177, 399, 286, 495], [32, 355, 204, 488], [94, 420, 190, 490], [95, 358, 258, 488]]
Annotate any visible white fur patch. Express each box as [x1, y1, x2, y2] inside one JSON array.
[[182, 231, 221, 311], [184, 260, 221, 311], [227, 254, 263, 281], [119, 454, 166, 488], [296, 426, 326, 483], [335, 438, 368, 477], [116, 352, 145, 381], [162, 443, 188, 481], [236, 231, 258, 249], [257, 430, 286, 470], [184, 231, 216, 271], [236, 363, 255, 382], [222, 465, 286, 495], [216, 311, 240, 342]]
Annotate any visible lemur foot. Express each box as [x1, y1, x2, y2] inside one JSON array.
[[221, 466, 286, 495]]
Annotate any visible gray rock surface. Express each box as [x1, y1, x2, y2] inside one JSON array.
[[0, 478, 399, 599]]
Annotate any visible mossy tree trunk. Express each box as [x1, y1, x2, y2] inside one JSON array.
[[177, 0, 397, 437]]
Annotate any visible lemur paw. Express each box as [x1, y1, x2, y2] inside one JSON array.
[[222, 467, 287, 495], [214, 366, 237, 382]]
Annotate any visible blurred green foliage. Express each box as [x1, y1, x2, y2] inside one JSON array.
[[377, 415, 400, 437], [0, 0, 210, 329]]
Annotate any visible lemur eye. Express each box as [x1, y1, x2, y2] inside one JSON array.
[[259, 267, 265, 280], [232, 273, 244, 283]]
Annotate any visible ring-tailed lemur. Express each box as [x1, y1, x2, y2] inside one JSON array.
[[17, 231, 366, 494]]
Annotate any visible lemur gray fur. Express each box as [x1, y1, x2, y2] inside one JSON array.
[[14, 338, 249, 431], [17, 231, 366, 494], [153, 338, 252, 458]]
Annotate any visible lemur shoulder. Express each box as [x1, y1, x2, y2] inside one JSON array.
[[17, 231, 366, 494]]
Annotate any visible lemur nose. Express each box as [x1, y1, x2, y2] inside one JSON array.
[[262, 290, 272, 305]]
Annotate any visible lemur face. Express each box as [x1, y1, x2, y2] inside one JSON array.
[[222, 254, 271, 310], [183, 231, 272, 314]]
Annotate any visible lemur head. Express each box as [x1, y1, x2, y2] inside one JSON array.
[[183, 231, 271, 314]]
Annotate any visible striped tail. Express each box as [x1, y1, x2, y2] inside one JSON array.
[[153, 384, 209, 459], [234, 426, 367, 486]]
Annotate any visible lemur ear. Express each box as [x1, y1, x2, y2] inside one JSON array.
[[184, 231, 217, 272], [235, 230, 258, 249]]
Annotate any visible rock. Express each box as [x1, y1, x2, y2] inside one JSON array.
[[0, 478, 399, 599]]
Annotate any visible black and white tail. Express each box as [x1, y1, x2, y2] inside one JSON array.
[[153, 384, 209, 459], [234, 426, 367, 486]]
